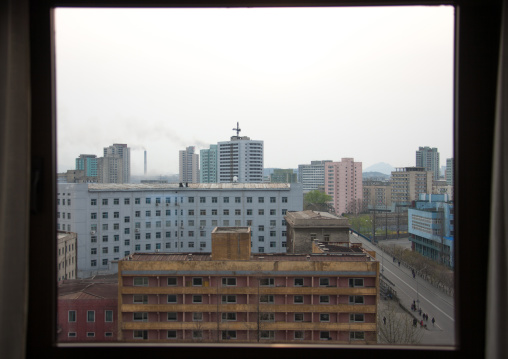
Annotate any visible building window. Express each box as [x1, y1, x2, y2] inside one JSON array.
[[320, 331, 330, 340], [68, 310, 76, 322], [349, 278, 364, 287], [145, 210, 151, 217], [223, 197, 229, 203], [350, 331, 365, 340], [167, 277, 177, 286], [246, 197, 252, 203], [91, 260, 97, 267], [259, 278, 274, 286], [270, 241, 276, 247], [294, 331, 304, 340], [102, 259, 108, 266], [223, 209, 229, 215], [260, 331, 274, 340], [294, 278, 303, 286], [221, 295, 236, 303], [258, 197, 264, 203], [135, 198, 140, 204], [258, 247, 264, 253], [133, 330, 148, 340], [222, 277, 236, 286], [87, 311, 95, 322], [124, 198, 130, 205], [200, 209, 206, 215], [270, 209, 276, 215], [91, 248, 97, 255], [68, 332, 76, 338], [258, 236, 264, 242], [102, 199, 108, 205], [259, 295, 274, 303], [167, 295, 177, 303], [294, 313, 304, 322], [105, 332, 113, 337], [193, 295, 203, 303], [200, 197, 206, 203], [105, 310, 113, 322], [270, 197, 276, 203], [167, 330, 177, 339], [320, 313, 330, 322], [235, 209, 241, 215], [91, 199, 97, 205], [102, 247, 108, 254], [192, 330, 202, 339], [349, 295, 364, 305], [167, 312, 177, 321], [91, 213, 97, 219], [211, 209, 217, 215], [86, 332, 95, 338], [212, 197, 217, 203], [133, 312, 148, 322], [350, 313, 365, 322], [222, 331, 237, 340], [102, 212, 108, 219], [282, 197, 288, 203], [146, 198, 151, 204], [294, 295, 303, 304], [133, 277, 148, 286], [320, 295, 330, 304], [133, 294, 148, 304], [193, 312, 203, 321], [319, 278, 330, 286], [222, 312, 237, 321], [193, 277, 203, 286], [124, 216, 130, 223], [260, 313, 275, 322], [258, 209, 264, 215]]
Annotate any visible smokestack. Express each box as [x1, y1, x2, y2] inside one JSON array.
[[144, 151, 147, 175]]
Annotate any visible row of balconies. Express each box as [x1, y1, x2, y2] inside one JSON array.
[[121, 304, 377, 313], [121, 287, 377, 295]]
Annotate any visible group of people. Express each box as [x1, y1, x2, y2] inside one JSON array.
[[411, 300, 435, 327]]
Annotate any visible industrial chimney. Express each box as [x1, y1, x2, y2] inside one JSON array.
[[144, 150, 147, 175]]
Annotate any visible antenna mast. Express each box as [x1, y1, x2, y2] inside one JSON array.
[[232, 122, 241, 137]]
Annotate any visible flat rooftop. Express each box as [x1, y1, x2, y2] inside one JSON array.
[[287, 210, 342, 220], [87, 183, 293, 191], [124, 252, 373, 263]]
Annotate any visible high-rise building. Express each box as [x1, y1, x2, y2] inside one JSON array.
[[390, 167, 433, 205], [57, 182, 303, 278], [324, 158, 363, 215], [297, 160, 332, 193], [200, 145, 218, 183], [179, 146, 199, 183], [416, 146, 440, 180], [98, 144, 131, 184], [75, 154, 98, 178], [218, 135, 263, 183], [446, 158, 454, 186]]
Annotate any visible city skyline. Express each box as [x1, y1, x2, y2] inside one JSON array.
[[55, 6, 454, 175]]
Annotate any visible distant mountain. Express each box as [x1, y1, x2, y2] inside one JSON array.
[[364, 162, 395, 175], [362, 172, 390, 180]]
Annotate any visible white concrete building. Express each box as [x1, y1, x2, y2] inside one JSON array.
[[179, 146, 199, 183], [218, 136, 263, 183], [297, 160, 332, 193], [98, 144, 131, 184], [57, 182, 303, 278]]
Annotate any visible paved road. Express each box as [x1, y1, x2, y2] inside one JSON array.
[[350, 234, 456, 346]]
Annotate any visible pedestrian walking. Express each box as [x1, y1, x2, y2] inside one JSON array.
[[393, 256, 396, 262], [413, 318, 417, 327], [420, 320, 423, 327], [432, 317, 435, 326], [398, 261, 400, 267], [383, 316, 386, 325], [419, 308, 422, 316]]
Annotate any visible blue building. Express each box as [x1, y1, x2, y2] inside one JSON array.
[[75, 154, 98, 178], [408, 193, 454, 268], [199, 145, 217, 183]]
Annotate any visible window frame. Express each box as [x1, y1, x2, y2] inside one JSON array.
[[28, 2, 496, 359]]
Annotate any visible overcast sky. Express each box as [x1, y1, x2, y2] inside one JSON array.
[[55, 6, 454, 176]]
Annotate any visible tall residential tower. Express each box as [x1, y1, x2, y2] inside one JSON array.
[[416, 146, 440, 181], [179, 146, 199, 183], [324, 158, 363, 215]]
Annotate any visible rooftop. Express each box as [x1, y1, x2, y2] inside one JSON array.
[[286, 210, 342, 220], [124, 251, 373, 263], [87, 183, 293, 191], [58, 276, 118, 300]]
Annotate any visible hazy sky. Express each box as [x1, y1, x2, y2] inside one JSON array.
[[55, 6, 454, 176]]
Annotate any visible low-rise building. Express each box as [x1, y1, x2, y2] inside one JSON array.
[[117, 227, 378, 344], [408, 193, 454, 267], [57, 231, 77, 282], [57, 276, 118, 342], [284, 210, 350, 254]]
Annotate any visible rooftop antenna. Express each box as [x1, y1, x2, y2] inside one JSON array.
[[232, 122, 241, 137]]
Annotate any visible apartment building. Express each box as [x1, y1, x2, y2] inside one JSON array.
[[446, 158, 454, 186], [408, 194, 454, 267], [179, 146, 199, 183], [218, 136, 264, 183], [297, 160, 331, 193], [363, 180, 392, 211], [390, 167, 433, 205], [75, 154, 98, 178], [57, 231, 77, 282], [415, 146, 440, 181], [57, 182, 303, 278], [269, 169, 298, 183], [98, 144, 131, 184], [117, 227, 379, 344], [58, 276, 118, 342], [200, 145, 218, 183], [324, 158, 363, 215]]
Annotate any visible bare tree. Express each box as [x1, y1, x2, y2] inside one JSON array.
[[378, 301, 423, 344]]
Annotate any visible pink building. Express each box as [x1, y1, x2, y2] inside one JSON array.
[[325, 158, 363, 215], [57, 276, 118, 342]]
